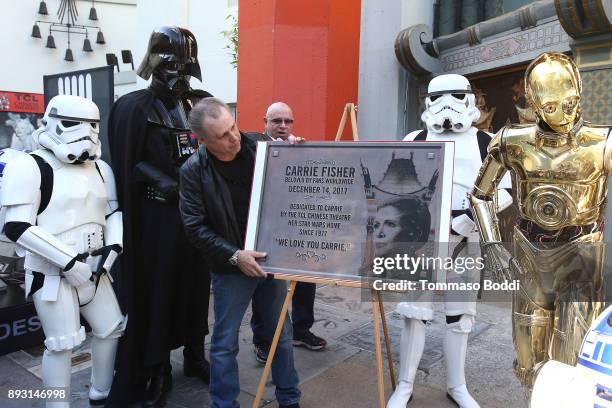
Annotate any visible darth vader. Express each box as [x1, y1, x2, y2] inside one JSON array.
[[106, 26, 212, 407]]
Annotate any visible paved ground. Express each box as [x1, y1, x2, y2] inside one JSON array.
[[0, 284, 527, 407]]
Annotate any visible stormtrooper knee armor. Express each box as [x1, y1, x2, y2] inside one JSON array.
[[0, 95, 126, 407]]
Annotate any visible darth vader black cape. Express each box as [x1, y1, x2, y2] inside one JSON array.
[[105, 88, 212, 406]]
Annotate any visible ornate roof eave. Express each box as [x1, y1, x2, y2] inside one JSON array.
[[394, 24, 441, 76], [393, 0, 612, 77], [555, 0, 612, 39]]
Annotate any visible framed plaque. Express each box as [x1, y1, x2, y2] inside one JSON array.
[[245, 141, 454, 283]]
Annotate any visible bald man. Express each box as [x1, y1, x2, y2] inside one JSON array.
[[249, 102, 327, 364], [262, 102, 295, 141]]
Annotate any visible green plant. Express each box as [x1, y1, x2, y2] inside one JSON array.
[[221, 14, 238, 69]]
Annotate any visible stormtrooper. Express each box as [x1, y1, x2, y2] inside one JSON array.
[[387, 74, 511, 408], [0, 94, 125, 407]]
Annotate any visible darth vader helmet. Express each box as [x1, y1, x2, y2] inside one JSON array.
[[137, 26, 202, 92]]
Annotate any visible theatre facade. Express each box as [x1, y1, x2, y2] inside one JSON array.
[[394, 0, 611, 133]]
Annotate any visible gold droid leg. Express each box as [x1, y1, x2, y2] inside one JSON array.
[[511, 297, 553, 388], [549, 234, 605, 366], [511, 228, 606, 389]]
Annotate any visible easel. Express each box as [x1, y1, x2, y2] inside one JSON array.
[[252, 103, 396, 408]]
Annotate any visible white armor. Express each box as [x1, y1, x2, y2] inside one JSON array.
[[0, 95, 125, 407], [531, 305, 612, 408], [0, 148, 28, 246], [388, 74, 511, 408]]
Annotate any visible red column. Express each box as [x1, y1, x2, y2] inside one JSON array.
[[237, 0, 361, 140]]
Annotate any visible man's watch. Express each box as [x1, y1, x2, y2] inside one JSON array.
[[229, 250, 240, 266]]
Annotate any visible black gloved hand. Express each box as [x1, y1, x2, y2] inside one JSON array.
[[90, 244, 123, 276]]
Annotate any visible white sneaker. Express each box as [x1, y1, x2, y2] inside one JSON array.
[[446, 384, 480, 408], [88, 386, 109, 406], [386, 381, 414, 408]]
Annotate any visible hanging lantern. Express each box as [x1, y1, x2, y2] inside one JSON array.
[[64, 48, 74, 62], [89, 0, 98, 20], [46, 34, 56, 49], [83, 37, 93, 52], [31, 24, 42, 38], [89, 7, 98, 21], [96, 30, 105, 44], [38, 1, 49, 15]]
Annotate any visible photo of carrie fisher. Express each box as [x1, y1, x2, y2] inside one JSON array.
[[360, 151, 440, 281]]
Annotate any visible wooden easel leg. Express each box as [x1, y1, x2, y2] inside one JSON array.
[[349, 104, 359, 141], [376, 291, 396, 390], [334, 103, 360, 142], [335, 104, 349, 141], [252, 280, 297, 408], [371, 290, 386, 408]]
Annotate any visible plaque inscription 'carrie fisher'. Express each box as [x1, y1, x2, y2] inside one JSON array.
[[245, 141, 453, 282]]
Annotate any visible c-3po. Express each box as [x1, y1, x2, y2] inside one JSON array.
[[469, 52, 610, 390]]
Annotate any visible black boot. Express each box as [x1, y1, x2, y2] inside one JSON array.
[[142, 363, 172, 408], [183, 343, 210, 385]]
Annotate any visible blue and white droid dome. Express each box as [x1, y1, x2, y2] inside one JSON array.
[[577, 305, 612, 404]]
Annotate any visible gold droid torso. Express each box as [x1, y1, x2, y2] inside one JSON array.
[[498, 122, 611, 231]]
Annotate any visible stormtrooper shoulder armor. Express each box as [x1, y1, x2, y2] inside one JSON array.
[[96, 160, 118, 202], [1, 153, 41, 206], [403, 130, 422, 142]]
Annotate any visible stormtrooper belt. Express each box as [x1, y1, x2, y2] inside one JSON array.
[[29, 268, 107, 297]]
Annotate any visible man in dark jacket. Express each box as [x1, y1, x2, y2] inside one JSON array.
[[250, 102, 327, 366], [179, 97, 301, 408]]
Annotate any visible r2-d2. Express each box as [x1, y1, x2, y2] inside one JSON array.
[[0, 95, 126, 407], [531, 305, 612, 407]]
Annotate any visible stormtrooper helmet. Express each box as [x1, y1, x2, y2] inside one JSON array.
[[34, 95, 101, 164], [421, 74, 480, 134]]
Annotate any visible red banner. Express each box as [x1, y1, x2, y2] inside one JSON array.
[[0, 91, 44, 114]]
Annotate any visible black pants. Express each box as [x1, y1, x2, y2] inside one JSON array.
[[251, 281, 316, 345], [184, 260, 211, 354]]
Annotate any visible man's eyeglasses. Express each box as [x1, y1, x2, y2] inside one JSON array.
[[269, 118, 294, 125]]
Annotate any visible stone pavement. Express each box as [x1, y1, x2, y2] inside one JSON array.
[[0, 284, 527, 408]]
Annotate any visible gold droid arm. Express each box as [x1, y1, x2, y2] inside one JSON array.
[[469, 129, 514, 280], [604, 127, 612, 176], [469, 130, 508, 242]]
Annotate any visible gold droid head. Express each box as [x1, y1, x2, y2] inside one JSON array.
[[525, 53, 582, 134]]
